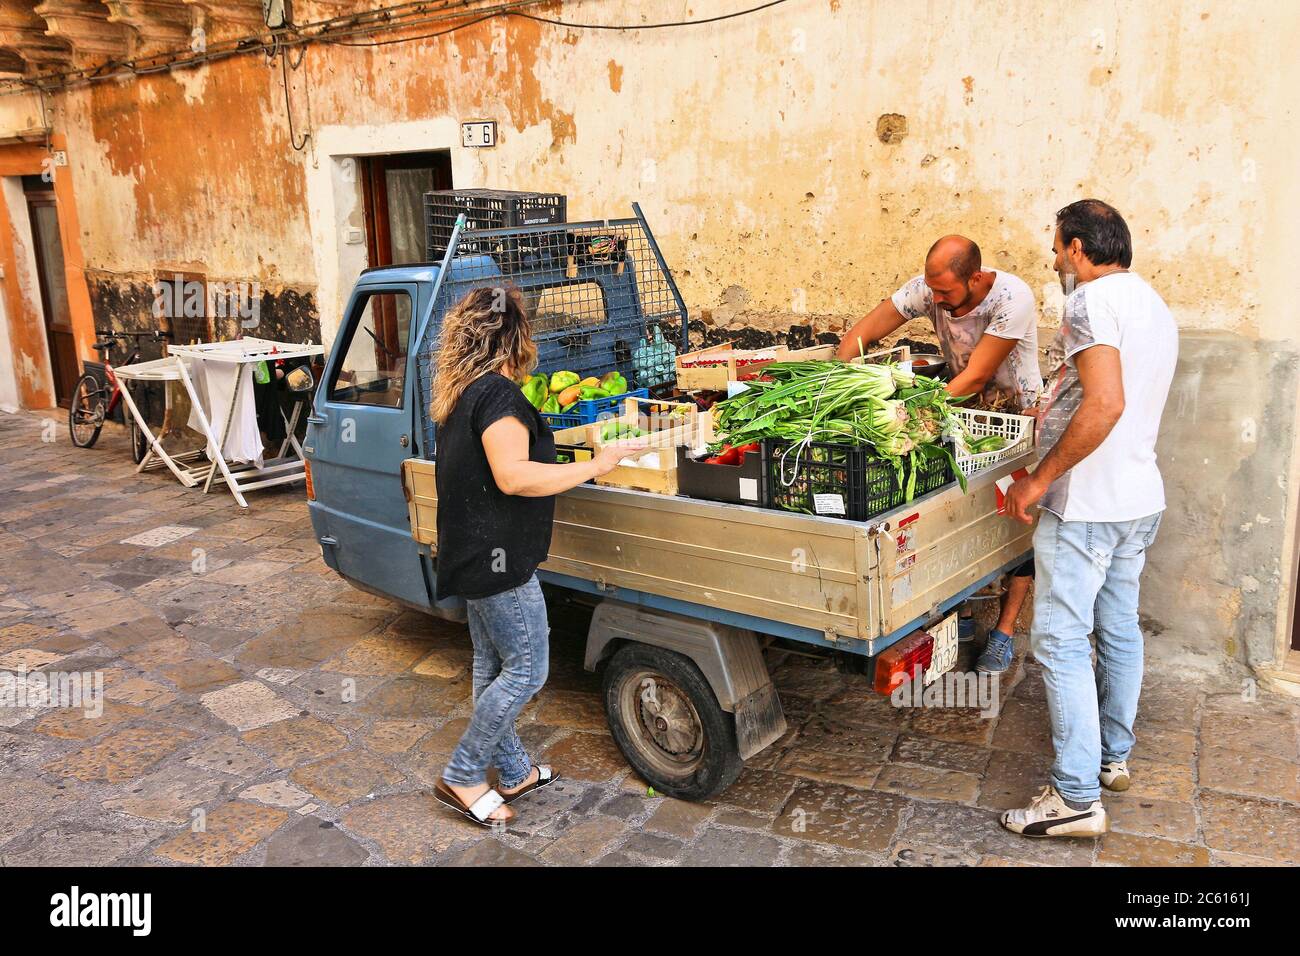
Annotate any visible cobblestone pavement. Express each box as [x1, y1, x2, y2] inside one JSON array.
[[2, 410, 1297, 867]]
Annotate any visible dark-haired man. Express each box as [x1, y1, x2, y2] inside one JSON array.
[[838, 235, 1040, 669], [999, 200, 1177, 838]]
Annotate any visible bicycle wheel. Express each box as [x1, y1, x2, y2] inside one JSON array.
[[68, 373, 105, 449], [128, 381, 150, 464]]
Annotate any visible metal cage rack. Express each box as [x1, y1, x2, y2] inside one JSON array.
[[417, 207, 689, 457]]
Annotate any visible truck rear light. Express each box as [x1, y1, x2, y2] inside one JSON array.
[[872, 629, 934, 695], [303, 459, 315, 501]]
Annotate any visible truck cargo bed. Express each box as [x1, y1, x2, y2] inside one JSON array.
[[402, 449, 1034, 654]]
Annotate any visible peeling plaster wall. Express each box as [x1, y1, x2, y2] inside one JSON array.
[[0, 0, 1295, 669]]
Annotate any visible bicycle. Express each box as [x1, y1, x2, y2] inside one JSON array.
[[68, 329, 172, 463]]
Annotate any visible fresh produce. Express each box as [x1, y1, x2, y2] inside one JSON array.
[[710, 359, 1009, 505], [600, 422, 647, 442], [704, 442, 759, 466], [520, 373, 549, 409], [522, 368, 638, 419], [548, 370, 580, 394]]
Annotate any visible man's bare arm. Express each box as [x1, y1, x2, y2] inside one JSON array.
[[836, 299, 909, 361], [946, 333, 1017, 400], [1001, 345, 1125, 523]]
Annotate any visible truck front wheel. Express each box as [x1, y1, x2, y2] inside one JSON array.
[[601, 643, 744, 801]]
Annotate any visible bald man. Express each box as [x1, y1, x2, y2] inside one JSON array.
[[837, 236, 1041, 670], [837, 235, 1041, 411]]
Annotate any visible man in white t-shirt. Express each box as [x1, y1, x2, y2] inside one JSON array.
[[999, 200, 1177, 839], [838, 235, 1041, 667]]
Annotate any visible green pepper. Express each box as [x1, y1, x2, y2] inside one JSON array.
[[578, 386, 608, 401], [548, 370, 580, 394], [521, 374, 549, 409], [541, 395, 560, 414], [600, 422, 646, 442]]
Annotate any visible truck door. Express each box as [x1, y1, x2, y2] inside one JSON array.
[[307, 282, 432, 610]]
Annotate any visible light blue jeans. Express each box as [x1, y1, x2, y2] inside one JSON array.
[[442, 574, 550, 789], [1030, 510, 1163, 803]]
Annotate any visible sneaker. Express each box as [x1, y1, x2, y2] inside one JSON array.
[[975, 629, 1014, 673], [1000, 785, 1109, 838], [1100, 760, 1130, 791], [958, 615, 977, 644]]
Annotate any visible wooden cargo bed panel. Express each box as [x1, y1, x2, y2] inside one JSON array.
[[874, 470, 1035, 636], [402, 454, 1035, 646], [544, 484, 871, 639], [404, 459, 873, 639]]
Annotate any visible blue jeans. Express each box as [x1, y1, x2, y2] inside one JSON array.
[[1030, 510, 1162, 803], [442, 574, 550, 789]]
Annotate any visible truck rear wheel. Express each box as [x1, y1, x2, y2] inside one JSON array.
[[601, 643, 744, 801]]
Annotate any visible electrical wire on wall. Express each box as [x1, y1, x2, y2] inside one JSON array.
[[270, 34, 311, 153], [0, 0, 792, 95]]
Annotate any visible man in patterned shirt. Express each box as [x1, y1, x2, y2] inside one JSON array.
[[999, 200, 1177, 838], [838, 235, 1041, 670]]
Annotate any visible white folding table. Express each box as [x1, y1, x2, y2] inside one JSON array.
[[156, 338, 323, 508]]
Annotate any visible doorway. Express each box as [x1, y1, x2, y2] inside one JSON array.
[[1293, 519, 1300, 650], [359, 150, 452, 268], [24, 176, 77, 406], [358, 150, 451, 362]]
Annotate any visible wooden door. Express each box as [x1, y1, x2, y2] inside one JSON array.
[[360, 150, 451, 357], [26, 194, 77, 406]]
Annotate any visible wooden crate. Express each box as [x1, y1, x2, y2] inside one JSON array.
[[676, 343, 838, 391], [554, 398, 713, 496], [594, 448, 679, 495], [674, 342, 787, 391], [589, 397, 706, 450], [589, 398, 709, 496]]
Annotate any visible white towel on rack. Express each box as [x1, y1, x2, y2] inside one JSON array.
[[186, 358, 263, 466]]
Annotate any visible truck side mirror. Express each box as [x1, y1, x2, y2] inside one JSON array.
[[286, 366, 315, 393]]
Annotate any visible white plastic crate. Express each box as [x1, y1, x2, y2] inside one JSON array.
[[952, 408, 1036, 477]]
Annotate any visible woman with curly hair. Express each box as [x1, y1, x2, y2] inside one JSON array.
[[429, 285, 641, 826]]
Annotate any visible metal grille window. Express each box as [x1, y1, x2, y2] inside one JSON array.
[[527, 281, 607, 335]]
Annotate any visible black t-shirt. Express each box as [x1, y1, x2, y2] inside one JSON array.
[[434, 372, 556, 600]]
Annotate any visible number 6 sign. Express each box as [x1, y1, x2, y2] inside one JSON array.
[[461, 121, 497, 148]]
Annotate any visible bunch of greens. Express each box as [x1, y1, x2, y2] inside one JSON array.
[[712, 360, 1008, 502]]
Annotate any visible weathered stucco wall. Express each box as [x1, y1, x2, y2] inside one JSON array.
[[6, 0, 1292, 339], [0, 0, 1296, 674]]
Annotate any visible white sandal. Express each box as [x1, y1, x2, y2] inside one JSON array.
[[434, 779, 513, 827], [500, 765, 559, 804]]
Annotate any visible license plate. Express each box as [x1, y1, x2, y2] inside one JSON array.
[[924, 613, 959, 685]]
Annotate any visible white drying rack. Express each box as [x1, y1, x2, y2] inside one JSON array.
[[110, 356, 213, 488], [117, 338, 324, 508]]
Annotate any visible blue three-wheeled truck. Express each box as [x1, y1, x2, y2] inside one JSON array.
[[305, 208, 1035, 800]]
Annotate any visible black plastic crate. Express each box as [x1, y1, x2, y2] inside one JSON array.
[[761, 438, 956, 520], [425, 189, 566, 260], [862, 448, 954, 519], [676, 445, 764, 506], [761, 438, 866, 519]]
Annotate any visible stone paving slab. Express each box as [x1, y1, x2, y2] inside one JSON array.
[[0, 409, 1297, 867]]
